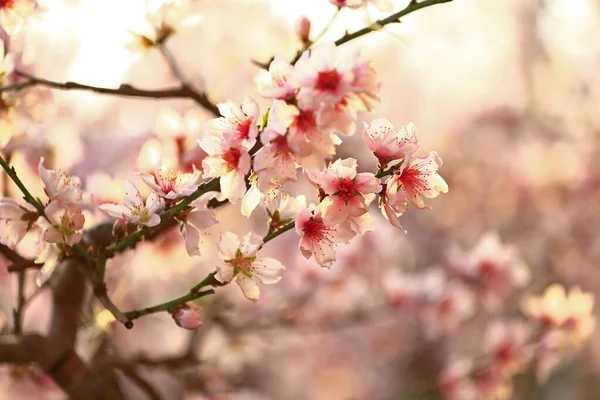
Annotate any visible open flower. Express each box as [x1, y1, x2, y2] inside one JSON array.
[[385, 151, 448, 210], [43, 201, 85, 246], [38, 157, 91, 207], [305, 158, 381, 226], [215, 231, 285, 301], [98, 181, 164, 227], [254, 100, 299, 192], [0, 0, 36, 36], [483, 320, 532, 375], [206, 97, 260, 149], [180, 193, 218, 256], [255, 57, 297, 101], [294, 42, 355, 109], [447, 232, 530, 311], [139, 163, 202, 200], [171, 302, 203, 330], [295, 206, 355, 268], [199, 134, 251, 203], [362, 119, 419, 167], [0, 198, 36, 248]]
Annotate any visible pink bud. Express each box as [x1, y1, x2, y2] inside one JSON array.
[[296, 16, 311, 44], [170, 302, 203, 330]]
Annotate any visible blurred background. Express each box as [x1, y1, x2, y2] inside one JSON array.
[[0, 0, 599, 398]]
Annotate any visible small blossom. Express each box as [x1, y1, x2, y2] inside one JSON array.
[[171, 302, 203, 330], [264, 193, 306, 222], [0, 198, 36, 247], [317, 53, 380, 136], [139, 163, 202, 200], [199, 134, 251, 203], [206, 96, 260, 149], [181, 192, 218, 256], [362, 119, 419, 167], [385, 151, 448, 210], [447, 233, 531, 311], [305, 158, 381, 226], [295, 206, 355, 268], [296, 15, 311, 44], [0, 0, 36, 36], [522, 284, 595, 346], [98, 181, 164, 227], [255, 57, 297, 101], [43, 201, 85, 246], [38, 157, 91, 207], [483, 320, 532, 375], [240, 177, 262, 218], [294, 42, 355, 110], [215, 231, 285, 301]]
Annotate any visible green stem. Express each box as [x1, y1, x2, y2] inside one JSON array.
[[107, 178, 220, 255], [124, 272, 217, 321], [262, 220, 295, 244], [0, 154, 45, 214]]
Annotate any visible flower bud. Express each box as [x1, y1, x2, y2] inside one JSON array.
[[170, 302, 203, 330], [296, 16, 311, 45]]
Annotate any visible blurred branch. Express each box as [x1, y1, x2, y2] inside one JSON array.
[[333, 0, 453, 46], [0, 243, 42, 272], [0, 70, 220, 116], [12, 270, 26, 335], [117, 365, 163, 400], [259, 0, 453, 67]]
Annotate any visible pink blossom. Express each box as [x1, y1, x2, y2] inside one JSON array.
[[139, 163, 202, 200], [171, 302, 203, 330], [205, 96, 260, 149], [38, 157, 92, 207], [483, 320, 532, 375], [296, 15, 311, 44], [98, 181, 164, 227], [305, 158, 381, 226], [318, 53, 380, 136], [294, 207, 354, 268], [199, 133, 251, 203], [215, 231, 285, 301], [181, 192, 218, 256], [447, 233, 530, 311], [254, 57, 297, 101], [385, 151, 448, 211], [43, 201, 85, 246], [362, 119, 419, 167], [0, 198, 36, 248], [254, 100, 299, 192], [294, 42, 355, 110]]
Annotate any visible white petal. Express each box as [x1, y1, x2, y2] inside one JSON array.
[[236, 275, 260, 301], [183, 224, 201, 257], [217, 231, 241, 260], [215, 263, 235, 283], [239, 231, 263, 258]]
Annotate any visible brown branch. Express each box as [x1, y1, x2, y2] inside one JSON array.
[[1, 70, 220, 116]]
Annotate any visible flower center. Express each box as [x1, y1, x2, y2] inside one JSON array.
[[302, 216, 333, 242], [154, 167, 178, 194], [315, 69, 341, 92], [294, 110, 316, 132], [222, 148, 242, 171], [335, 177, 357, 202], [399, 167, 427, 195], [236, 119, 251, 141], [132, 205, 150, 223]]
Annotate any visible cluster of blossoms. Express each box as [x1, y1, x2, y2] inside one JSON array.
[[439, 284, 595, 400], [382, 233, 595, 400], [1, 38, 449, 329]]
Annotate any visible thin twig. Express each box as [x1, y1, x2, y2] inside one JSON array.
[[0, 70, 220, 116]]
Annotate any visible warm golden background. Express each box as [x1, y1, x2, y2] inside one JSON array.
[[1, 0, 599, 399]]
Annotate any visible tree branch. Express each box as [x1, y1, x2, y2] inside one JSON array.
[[0, 70, 220, 116]]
